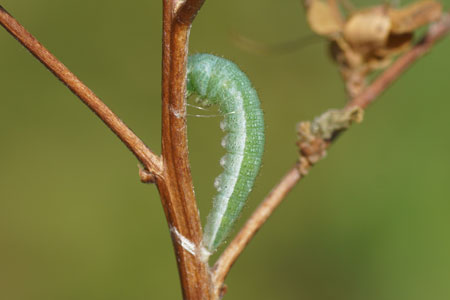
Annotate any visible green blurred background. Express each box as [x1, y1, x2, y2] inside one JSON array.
[[1, 0, 450, 299]]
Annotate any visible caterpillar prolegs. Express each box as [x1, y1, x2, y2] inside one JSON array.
[[186, 54, 265, 253]]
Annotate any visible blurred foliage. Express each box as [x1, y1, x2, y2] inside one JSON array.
[[1, 0, 450, 299]]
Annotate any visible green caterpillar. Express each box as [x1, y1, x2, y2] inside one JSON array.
[[186, 54, 265, 253]]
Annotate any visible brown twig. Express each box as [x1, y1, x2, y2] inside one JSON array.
[[213, 13, 450, 293], [0, 2, 211, 298], [0, 6, 162, 177], [4, 0, 449, 298], [176, 0, 206, 25], [157, 0, 212, 299]]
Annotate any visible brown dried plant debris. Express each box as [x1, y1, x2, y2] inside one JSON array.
[[297, 107, 363, 173], [305, 0, 443, 97]]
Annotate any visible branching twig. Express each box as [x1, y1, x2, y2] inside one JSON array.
[[158, 1, 212, 299], [4, 0, 449, 298], [176, 0, 206, 25], [213, 13, 450, 293], [0, 3, 211, 298], [0, 6, 162, 177]]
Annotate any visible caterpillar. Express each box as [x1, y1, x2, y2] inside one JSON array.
[[186, 53, 265, 254]]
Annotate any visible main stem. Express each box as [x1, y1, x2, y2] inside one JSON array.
[[158, 1, 212, 299]]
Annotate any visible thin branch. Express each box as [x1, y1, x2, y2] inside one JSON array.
[[175, 0, 206, 25], [212, 166, 302, 294], [0, 6, 162, 176], [158, 0, 212, 299], [213, 13, 450, 292]]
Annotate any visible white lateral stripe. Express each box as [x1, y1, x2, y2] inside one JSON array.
[[207, 90, 246, 249], [170, 226, 196, 256]]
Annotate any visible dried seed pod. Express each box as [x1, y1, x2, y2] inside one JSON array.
[[306, 0, 343, 36], [389, 0, 443, 34], [343, 6, 391, 53]]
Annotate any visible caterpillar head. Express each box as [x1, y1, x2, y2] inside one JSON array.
[[187, 53, 222, 107]]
